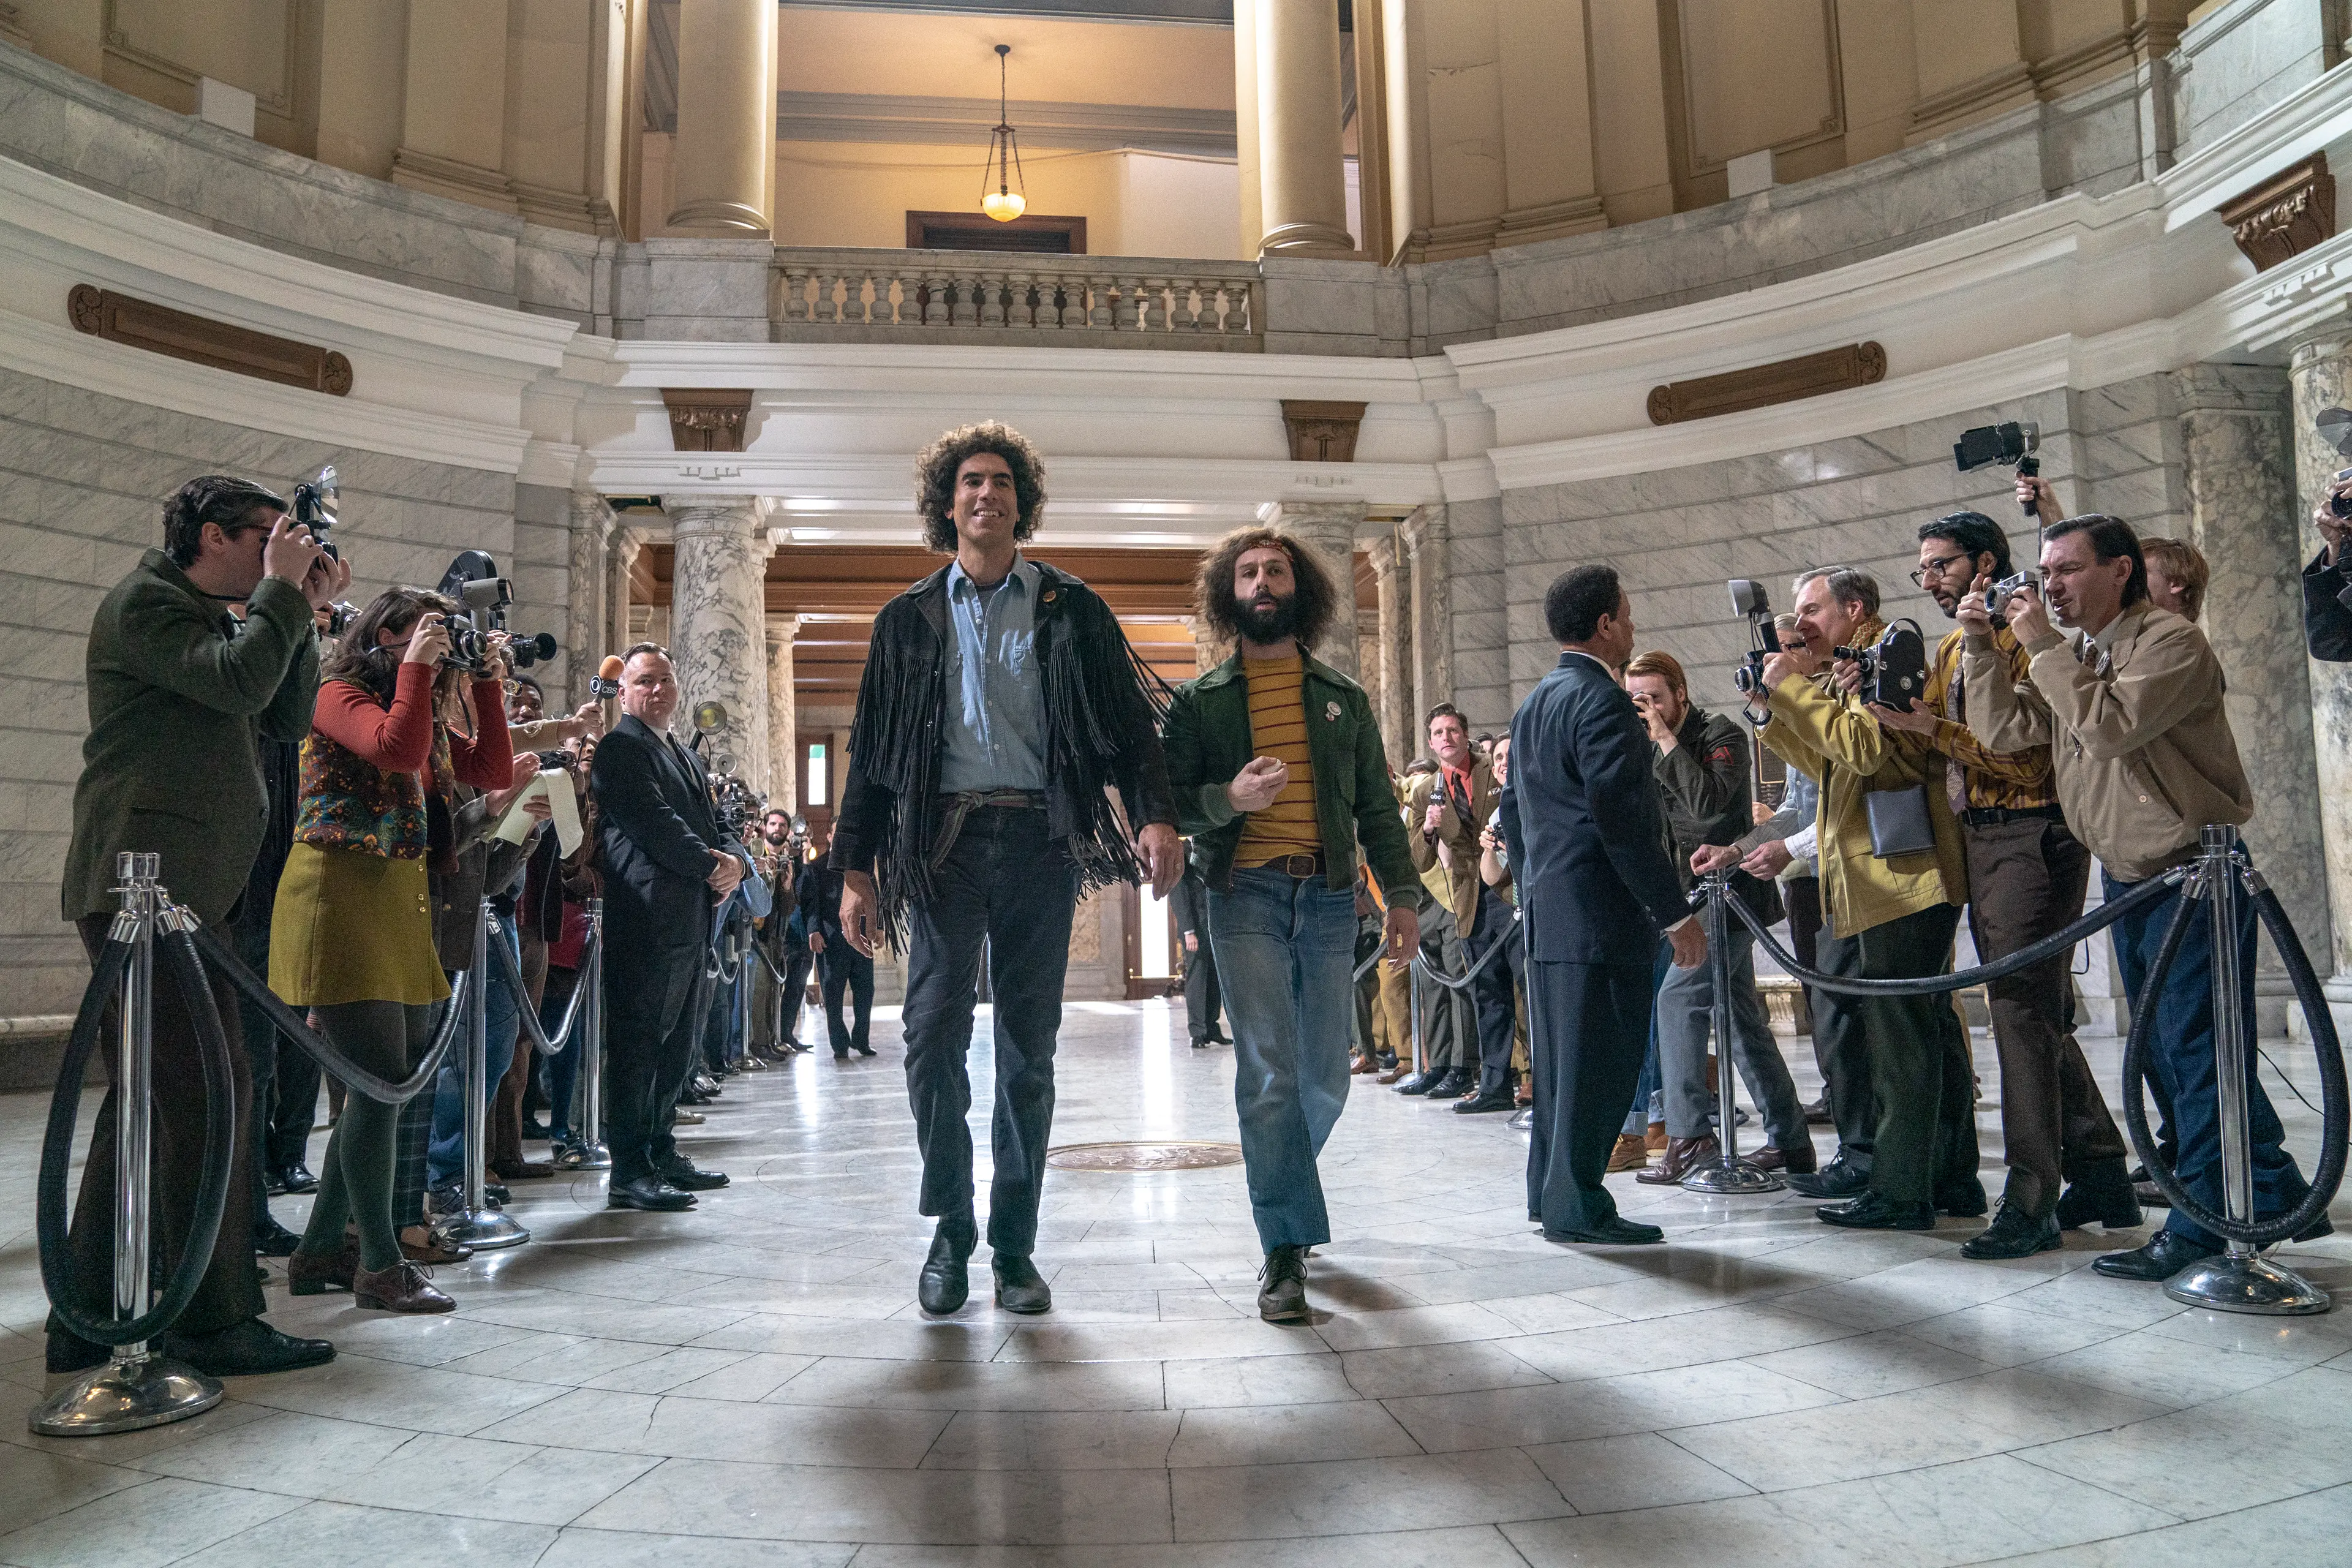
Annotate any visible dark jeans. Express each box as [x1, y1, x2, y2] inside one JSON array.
[[1185, 932, 1223, 1044], [900, 805, 1077, 1257], [56, 913, 265, 1347], [822, 943, 875, 1054], [1461, 888, 1526, 1098], [1622, 940, 1669, 1137], [1527, 957, 1654, 1233], [1784, 875, 1824, 1081], [1815, 902, 1979, 1204], [2107, 870, 2309, 1250], [603, 939, 706, 1185], [236, 916, 321, 1196], [540, 964, 583, 1142]]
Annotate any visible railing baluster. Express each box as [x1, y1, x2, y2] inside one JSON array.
[[769, 252, 1263, 345]]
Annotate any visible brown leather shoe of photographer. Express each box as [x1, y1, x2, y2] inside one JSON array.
[[1606, 1134, 1649, 1174], [1747, 1141, 1818, 1175], [1637, 1134, 1717, 1185], [353, 1259, 455, 1314], [287, 1240, 358, 1296], [399, 1224, 473, 1265], [1376, 1063, 1409, 1084], [491, 1158, 556, 1180]]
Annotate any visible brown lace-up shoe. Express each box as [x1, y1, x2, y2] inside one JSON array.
[[353, 1259, 456, 1313], [1636, 1134, 1719, 1185]]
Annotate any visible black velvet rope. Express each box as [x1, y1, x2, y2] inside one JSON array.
[[488, 913, 597, 1059], [190, 924, 465, 1104]]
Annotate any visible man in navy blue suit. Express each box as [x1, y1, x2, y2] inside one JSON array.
[[1501, 565, 1706, 1245]]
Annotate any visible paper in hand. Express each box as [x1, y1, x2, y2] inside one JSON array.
[[492, 770, 582, 856]]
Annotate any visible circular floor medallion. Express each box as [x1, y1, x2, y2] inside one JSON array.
[[1045, 1140, 1245, 1171]]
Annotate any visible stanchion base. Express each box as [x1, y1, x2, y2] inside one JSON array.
[[29, 1353, 222, 1437], [557, 1140, 612, 1171], [437, 1208, 530, 1251], [2165, 1253, 2331, 1316], [1681, 1155, 1785, 1196]]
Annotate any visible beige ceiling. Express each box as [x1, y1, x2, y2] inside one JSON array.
[[775, 7, 1235, 110]]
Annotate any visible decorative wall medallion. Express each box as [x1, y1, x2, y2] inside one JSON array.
[[661, 388, 755, 452], [1646, 341, 1885, 426], [1281, 399, 1368, 462], [67, 284, 352, 394], [2219, 153, 2336, 273]]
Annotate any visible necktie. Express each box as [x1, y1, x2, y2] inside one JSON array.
[[1943, 664, 1969, 817]]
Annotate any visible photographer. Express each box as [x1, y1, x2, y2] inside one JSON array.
[[802, 817, 875, 1060], [1705, 567, 1978, 1232], [1406, 704, 1518, 1110], [2305, 476, 2352, 661], [53, 475, 344, 1377], [1961, 500, 2315, 1283], [750, 808, 812, 1058], [1862, 511, 2138, 1259]]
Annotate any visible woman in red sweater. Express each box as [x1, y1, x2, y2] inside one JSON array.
[[270, 587, 515, 1313]]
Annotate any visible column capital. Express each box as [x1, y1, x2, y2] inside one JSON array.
[[1365, 532, 1399, 577], [664, 494, 772, 532], [1397, 502, 1447, 550]]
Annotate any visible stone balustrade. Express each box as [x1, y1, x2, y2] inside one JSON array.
[[772, 249, 1262, 350]]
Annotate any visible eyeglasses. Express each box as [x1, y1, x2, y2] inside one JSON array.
[[1910, 552, 1971, 587]]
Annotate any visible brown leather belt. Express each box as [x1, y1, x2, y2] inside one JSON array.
[[1264, 853, 1324, 879], [929, 790, 1047, 870]]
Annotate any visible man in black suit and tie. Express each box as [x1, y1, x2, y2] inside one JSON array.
[[1501, 565, 1706, 1245], [589, 643, 747, 1211]]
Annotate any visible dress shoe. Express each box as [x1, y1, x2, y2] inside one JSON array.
[[1395, 1068, 1444, 1095], [1803, 1097, 1832, 1125], [1643, 1121, 1668, 1154], [607, 1175, 696, 1212], [750, 1043, 792, 1064], [919, 1234, 971, 1314], [522, 1115, 554, 1139], [2055, 1161, 2143, 1230], [673, 1107, 706, 1125], [1934, 1177, 1989, 1218], [1637, 1134, 1717, 1185], [1785, 1155, 1869, 1199], [854, 1042, 877, 1058], [692, 1072, 721, 1096], [164, 1318, 334, 1378], [736, 1052, 768, 1072], [263, 1167, 287, 1196], [992, 1253, 1053, 1314], [1425, 1068, 1475, 1101], [658, 1158, 730, 1191], [1351, 1054, 1378, 1075], [492, 1158, 556, 1181], [2092, 1227, 2215, 1282], [353, 1259, 455, 1313], [1192, 1038, 1212, 1050], [1961, 1203, 2062, 1259], [287, 1240, 358, 1295], [274, 1163, 318, 1195], [1542, 1215, 1665, 1245], [1376, 1063, 1410, 1085], [1817, 1191, 1936, 1231], [833, 1049, 850, 1061], [254, 1215, 303, 1258], [1746, 1142, 1817, 1175], [1606, 1133, 1650, 1174], [2130, 1163, 2171, 1208], [484, 1182, 511, 1207], [677, 1086, 714, 1106], [1515, 1079, 1533, 1107], [400, 1226, 473, 1265], [1257, 1243, 1309, 1321], [1453, 1089, 1516, 1114]]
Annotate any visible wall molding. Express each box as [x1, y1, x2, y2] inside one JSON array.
[[69, 282, 352, 394], [1646, 342, 1884, 426]]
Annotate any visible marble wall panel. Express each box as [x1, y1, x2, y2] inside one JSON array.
[[2170, 0, 2347, 158]]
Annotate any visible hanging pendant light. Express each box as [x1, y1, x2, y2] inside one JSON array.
[[981, 43, 1027, 222]]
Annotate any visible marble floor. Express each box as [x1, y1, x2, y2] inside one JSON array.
[[3, 1000, 2351, 1566]]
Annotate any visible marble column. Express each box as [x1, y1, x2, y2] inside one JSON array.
[[2174, 364, 2327, 1037], [1245, 0, 1354, 258], [1400, 503, 1453, 742], [665, 0, 777, 236], [609, 527, 645, 664], [1267, 500, 1364, 679], [766, 615, 799, 815], [1367, 532, 1413, 770], [1189, 614, 1229, 676], [668, 496, 775, 794], [2288, 330, 2352, 1035], [565, 491, 617, 710]]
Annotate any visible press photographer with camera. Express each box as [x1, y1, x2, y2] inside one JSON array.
[[2305, 473, 2352, 662], [1961, 483, 2316, 1283], [53, 475, 346, 1377], [1702, 567, 1979, 1231]]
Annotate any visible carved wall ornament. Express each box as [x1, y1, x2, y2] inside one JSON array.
[[1646, 341, 1885, 426], [1280, 399, 1368, 462], [67, 284, 352, 394], [661, 388, 755, 452], [2218, 154, 2336, 273]]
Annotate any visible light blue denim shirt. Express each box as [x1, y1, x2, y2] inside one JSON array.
[[938, 553, 1047, 793]]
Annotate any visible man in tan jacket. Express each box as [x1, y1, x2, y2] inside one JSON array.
[[1406, 704, 1519, 1109], [1960, 505, 2314, 1285]]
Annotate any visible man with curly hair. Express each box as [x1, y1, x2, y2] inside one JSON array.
[[832, 421, 1182, 1316], [1161, 528, 1422, 1320]]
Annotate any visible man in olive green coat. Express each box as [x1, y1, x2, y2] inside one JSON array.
[[51, 475, 341, 1379]]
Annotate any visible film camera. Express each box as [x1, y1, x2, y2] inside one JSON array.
[[2317, 407, 2352, 518], [1728, 578, 1779, 695], [288, 466, 359, 635], [1834, 620, 1929, 709], [1987, 570, 2041, 620], [434, 549, 558, 675], [1953, 421, 2045, 518]]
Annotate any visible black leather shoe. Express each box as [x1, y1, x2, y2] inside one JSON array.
[[1542, 1215, 1665, 1245], [992, 1253, 1052, 1314], [276, 1163, 318, 1196], [1935, 1178, 1989, 1218], [919, 1235, 971, 1314], [1425, 1068, 1475, 1101], [2056, 1161, 2143, 1230], [1453, 1090, 1516, 1114], [1395, 1069, 1444, 1096], [1257, 1244, 1309, 1321], [254, 1215, 303, 1258], [2092, 1228, 2215, 1282], [2130, 1163, 2171, 1208], [659, 1159, 730, 1191], [1817, 1191, 1936, 1231], [854, 1042, 877, 1058], [1785, 1155, 1869, 1199], [165, 1318, 334, 1378], [607, 1175, 696, 1212], [1961, 1203, 2061, 1259]]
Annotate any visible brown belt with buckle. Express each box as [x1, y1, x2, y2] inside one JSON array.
[[929, 790, 1047, 870], [1270, 853, 1324, 879]]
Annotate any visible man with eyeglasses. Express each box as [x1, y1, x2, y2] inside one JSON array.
[[1864, 511, 2139, 1258]]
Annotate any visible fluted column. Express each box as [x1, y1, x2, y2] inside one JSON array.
[[2288, 330, 2352, 1036], [766, 615, 799, 814], [668, 496, 775, 794], [1267, 500, 1363, 679], [1367, 532, 1413, 770], [1399, 503, 1453, 739], [665, 0, 777, 236], [1239, 0, 1354, 258]]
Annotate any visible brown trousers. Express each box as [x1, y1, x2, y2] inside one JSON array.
[[56, 913, 265, 1346], [1964, 817, 2127, 1218], [489, 930, 550, 1170]]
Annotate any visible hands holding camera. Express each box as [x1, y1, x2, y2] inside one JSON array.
[[1957, 567, 2049, 644], [1755, 641, 1820, 694], [1631, 690, 1677, 747], [401, 612, 451, 666], [260, 513, 350, 612], [2312, 477, 2351, 566]]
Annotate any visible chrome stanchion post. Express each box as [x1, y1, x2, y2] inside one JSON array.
[[1683, 870, 1782, 1194], [576, 899, 611, 1169], [437, 902, 529, 1251], [2166, 826, 2328, 1314], [32, 853, 222, 1436], [1408, 960, 1426, 1080]]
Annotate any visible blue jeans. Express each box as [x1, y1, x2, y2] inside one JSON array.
[[1208, 866, 1359, 1251], [1623, 940, 1669, 1136], [2106, 872, 2308, 1250], [427, 915, 521, 1191], [541, 966, 582, 1143]]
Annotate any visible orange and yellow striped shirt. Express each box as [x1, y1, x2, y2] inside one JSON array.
[[1235, 653, 1321, 867]]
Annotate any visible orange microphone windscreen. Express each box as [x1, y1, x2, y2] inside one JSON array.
[[598, 654, 624, 682]]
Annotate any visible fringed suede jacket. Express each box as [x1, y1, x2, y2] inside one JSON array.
[[829, 559, 1177, 940]]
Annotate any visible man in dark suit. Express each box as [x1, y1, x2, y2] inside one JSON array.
[[589, 643, 746, 1212], [1170, 864, 1225, 1049], [1501, 565, 1706, 1246], [801, 820, 874, 1058]]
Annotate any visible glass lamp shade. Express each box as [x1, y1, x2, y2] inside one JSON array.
[[982, 188, 1027, 222]]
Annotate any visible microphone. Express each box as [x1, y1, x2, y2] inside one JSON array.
[[590, 654, 622, 700]]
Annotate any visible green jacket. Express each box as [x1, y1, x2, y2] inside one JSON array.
[[1162, 645, 1423, 907], [62, 550, 320, 925]]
